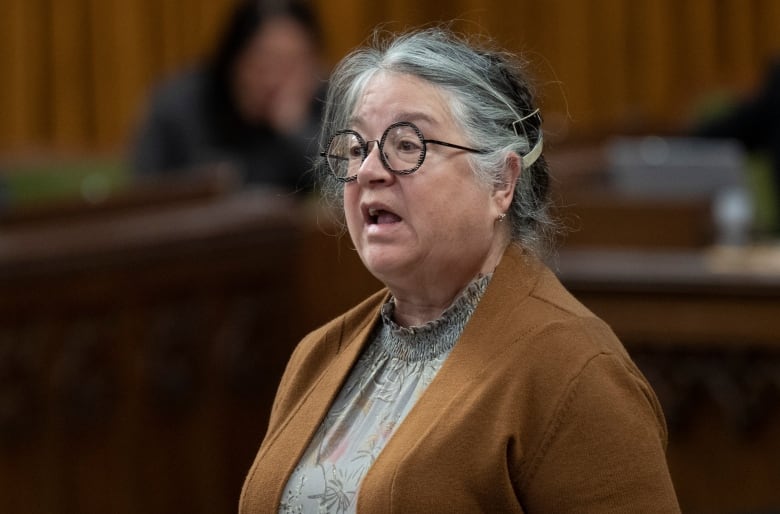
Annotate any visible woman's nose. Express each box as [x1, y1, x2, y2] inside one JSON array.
[[356, 141, 394, 186]]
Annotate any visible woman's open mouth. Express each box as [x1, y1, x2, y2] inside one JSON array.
[[367, 207, 402, 225]]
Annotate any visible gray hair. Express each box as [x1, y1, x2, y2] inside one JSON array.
[[316, 26, 558, 256]]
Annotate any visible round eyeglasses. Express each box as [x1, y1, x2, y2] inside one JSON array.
[[321, 121, 488, 182]]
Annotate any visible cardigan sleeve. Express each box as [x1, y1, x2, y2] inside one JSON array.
[[520, 352, 681, 513]]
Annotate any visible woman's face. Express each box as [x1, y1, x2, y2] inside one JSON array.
[[232, 16, 319, 130], [343, 72, 512, 298]]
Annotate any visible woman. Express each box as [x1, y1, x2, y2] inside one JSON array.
[[131, 0, 323, 192], [240, 27, 680, 513]]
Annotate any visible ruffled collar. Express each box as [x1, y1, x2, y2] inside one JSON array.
[[375, 274, 491, 362]]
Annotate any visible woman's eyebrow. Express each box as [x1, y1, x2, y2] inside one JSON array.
[[392, 111, 437, 125], [347, 111, 438, 129]]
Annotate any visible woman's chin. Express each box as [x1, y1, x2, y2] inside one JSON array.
[[359, 253, 412, 286]]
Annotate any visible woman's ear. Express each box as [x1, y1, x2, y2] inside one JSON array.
[[492, 152, 521, 214]]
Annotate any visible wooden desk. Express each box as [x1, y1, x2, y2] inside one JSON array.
[[0, 187, 383, 514], [555, 247, 780, 514], [556, 192, 716, 250], [0, 188, 309, 513]]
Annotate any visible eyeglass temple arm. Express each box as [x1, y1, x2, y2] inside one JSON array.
[[425, 136, 542, 169], [423, 139, 488, 154]]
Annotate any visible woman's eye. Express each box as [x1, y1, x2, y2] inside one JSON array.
[[396, 139, 421, 153]]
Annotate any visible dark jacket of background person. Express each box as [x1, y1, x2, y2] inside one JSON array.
[[239, 246, 680, 513], [695, 60, 780, 232], [130, 0, 324, 193]]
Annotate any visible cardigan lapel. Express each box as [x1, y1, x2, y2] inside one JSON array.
[[359, 245, 543, 495], [431, 246, 543, 390], [259, 297, 386, 506]]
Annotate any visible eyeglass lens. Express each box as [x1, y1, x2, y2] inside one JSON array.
[[326, 123, 425, 179]]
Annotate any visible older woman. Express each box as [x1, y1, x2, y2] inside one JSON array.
[[240, 27, 680, 513]]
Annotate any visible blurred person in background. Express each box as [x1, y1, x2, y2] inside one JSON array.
[[130, 0, 324, 193], [694, 59, 780, 234]]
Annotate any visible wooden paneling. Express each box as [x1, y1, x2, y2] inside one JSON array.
[[1, 0, 49, 148], [676, 1, 719, 106], [2, 0, 780, 152], [589, 0, 631, 129], [50, 0, 93, 148], [756, 0, 780, 58]]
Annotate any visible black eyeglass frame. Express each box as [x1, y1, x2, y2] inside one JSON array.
[[320, 121, 488, 183]]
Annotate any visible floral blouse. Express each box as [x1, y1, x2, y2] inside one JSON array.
[[278, 275, 490, 514]]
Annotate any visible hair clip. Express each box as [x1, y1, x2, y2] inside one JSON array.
[[512, 108, 543, 169]]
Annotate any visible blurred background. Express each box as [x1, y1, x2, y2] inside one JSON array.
[[1, 0, 779, 513]]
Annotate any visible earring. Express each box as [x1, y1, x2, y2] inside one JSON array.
[[496, 213, 506, 222]]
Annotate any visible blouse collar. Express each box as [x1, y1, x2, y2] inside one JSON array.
[[376, 274, 492, 361]]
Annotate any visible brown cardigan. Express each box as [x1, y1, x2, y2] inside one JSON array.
[[239, 245, 680, 513]]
